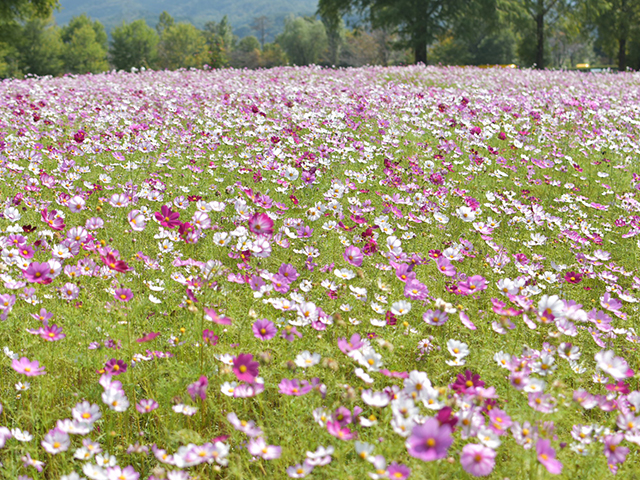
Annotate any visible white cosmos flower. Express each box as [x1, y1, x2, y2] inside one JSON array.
[[361, 389, 390, 408], [434, 212, 449, 224], [11, 428, 32, 442], [295, 351, 321, 368], [354, 368, 374, 384], [390, 300, 411, 316], [446, 339, 469, 358], [334, 268, 356, 280]]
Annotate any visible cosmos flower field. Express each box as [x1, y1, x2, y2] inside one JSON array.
[[0, 65, 640, 480]]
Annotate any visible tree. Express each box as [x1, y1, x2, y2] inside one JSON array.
[[340, 28, 382, 66], [158, 22, 208, 70], [251, 15, 272, 49], [261, 42, 288, 67], [156, 11, 174, 37], [318, 0, 468, 64], [230, 35, 262, 68], [320, 12, 345, 65], [203, 16, 234, 67], [16, 15, 63, 76], [0, 40, 21, 78], [584, 0, 640, 70], [61, 14, 109, 74], [430, 0, 516, 66], [276, 15, 328, 65], [110, 19, 159, 70], [515, 0, 566, 69], [0, 0, 58, 30]]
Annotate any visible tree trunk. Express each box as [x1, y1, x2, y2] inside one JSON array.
[[414, 42, 427, 65], [535, 9, 545, 69], [618, 37, 627, 72]]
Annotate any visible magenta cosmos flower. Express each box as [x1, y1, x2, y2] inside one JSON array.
[[154, 205, 181, 229], [232, 353, 260, 383], [536, 439, 562, 474], [252, 319, 277, 340], [405, 417, 453, 461], [248, 212, 274, 236], [12, 357, 46, 376], [460, 443, 496, 476], [564, 271, 583, 284], [104, 359, 127, 376]]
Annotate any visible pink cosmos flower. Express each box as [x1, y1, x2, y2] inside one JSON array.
[[40, 324, 65, 341], [31, 308, 53, 323], [287, 462, 313, 478], [106, 465, 139, 480], [337, 333, 364, 354], [279, 378, 313, 396], [536, 439, 562, 474], [136, 399, 158, 414], [41, 208, 65, 230], [488, 408, 512, 435], [387, 462, 411, 479], [187, 376, 208, 401], [604, 433, 629, 465], [248, 212, 274, 236], [458, 275, 487, 295], [127, 210, 147, 231], [248, 437, 282, 459], [326, 420, 357, 440], [281, 325, 302, 342], [23, 261, 52, 284], [343, 245, 363, 267], [204, 307, 232, 325], [41, 428, 70, 454], [22, 452, 45, 472], [423, 309, 449, 326], [202, 329, 219, 345], [405, 417, 453, 461], [19, 245, 34, 259], [404, 278, 429, 300], [232, 353, 259, 383], [460, 443, 496, 476], [12, 357, 46, 376], [435, 257, 456, 277], [227, 412, 263, 436], [114, 288, 133, 302], [136, 332, 160, 343], [233, 381, 265, 398], [252, 319, 277, 340], [278, 263, 299, 282]]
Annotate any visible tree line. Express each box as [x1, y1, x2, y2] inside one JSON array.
[[1, 0, 639, 77]]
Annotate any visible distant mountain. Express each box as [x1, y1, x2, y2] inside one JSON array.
[[53, 0, 319, 41]]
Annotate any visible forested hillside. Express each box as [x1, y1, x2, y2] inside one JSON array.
[[53, 0, 317, 39]]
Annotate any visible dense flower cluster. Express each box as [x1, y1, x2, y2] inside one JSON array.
[[0, 65, 639, 478]]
